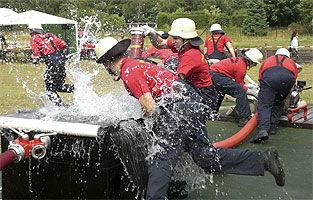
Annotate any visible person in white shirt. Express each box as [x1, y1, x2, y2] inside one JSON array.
[[290, 30, 299, 62]]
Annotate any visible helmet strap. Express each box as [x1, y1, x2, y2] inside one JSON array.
[[179, 39, 190, 51], [246, 59, 252, 69]]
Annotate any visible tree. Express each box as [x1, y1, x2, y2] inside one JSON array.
[[156, 0, 180, 13], [242, 0, 269, 36], [214, 13, 230, 27], [59, 0, 79, 20], [121, 0, 158, 23], [264, 0, 301, 27], [298, 0, 313, 26], [156, 12, 170, 28], [231, 8, 247, 27], [204, 5, 221, 24], [100, 14, 126, 32]]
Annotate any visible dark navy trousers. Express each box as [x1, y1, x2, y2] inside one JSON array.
[[210, 70, 251, 118], [257, 67, 295, 131], [146, 80, 264, 200], [44, 50, 74, 104], [194, 84, 218, 118]]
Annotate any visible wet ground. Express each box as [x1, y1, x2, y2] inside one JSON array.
[[186, 120, 313, 199], [0, 119, 312, 199]]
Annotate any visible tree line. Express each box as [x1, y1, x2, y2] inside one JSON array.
[[0, 0, 312, 35]]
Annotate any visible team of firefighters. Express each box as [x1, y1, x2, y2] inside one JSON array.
[[28, 18, 299, 199]]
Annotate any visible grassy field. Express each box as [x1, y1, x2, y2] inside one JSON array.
[[3, 26, 313, 50], [138, 27, 313, 49], [1, 27, 312, 116], [0, 59, 312, 116]]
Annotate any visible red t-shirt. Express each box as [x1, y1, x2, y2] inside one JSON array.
[[204, 34, 232, 55], [30, 33, 67, 57], [142, 45, 178, 65], [120, 58, 178, 99], [210, 57, 248, 91], [167, 39, 213, 87], [258, 55, 298, 80]]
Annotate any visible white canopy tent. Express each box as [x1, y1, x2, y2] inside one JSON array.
[[0, 9, 78, 48], [0, 8, 20, 25]]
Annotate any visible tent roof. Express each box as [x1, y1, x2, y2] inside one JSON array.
[[18, 10, 77, 25], [0, 9, 77, 25], [0, 8, 18, 17], [0, 8, 20, 25]]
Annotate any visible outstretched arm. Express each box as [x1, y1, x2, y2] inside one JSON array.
[[226, 42, 236, 57], [142, 26, 168, 49], [139, 92, 156, 117]]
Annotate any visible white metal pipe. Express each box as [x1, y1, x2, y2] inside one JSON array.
[[245, 74, 258, 86], [0, 116, 101, 137]]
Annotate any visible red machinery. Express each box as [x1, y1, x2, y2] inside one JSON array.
[[0, 128, 54, 171]]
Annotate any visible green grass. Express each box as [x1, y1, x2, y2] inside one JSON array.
[[0, 60, 312, 116], [0, 60, 125, 115], [141, 27, 313, 49], [3, 27, 312, 50]]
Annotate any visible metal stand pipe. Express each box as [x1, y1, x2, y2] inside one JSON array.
[[129, 28, 145, 59]]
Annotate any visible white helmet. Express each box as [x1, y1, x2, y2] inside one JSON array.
[[168, 18, 198, 39], [28, 23, 43, 30], [243, 48, 263, 64], [95, 37, 131, 63], [275, 48, 290, 58], [210, 24, 222, 32]]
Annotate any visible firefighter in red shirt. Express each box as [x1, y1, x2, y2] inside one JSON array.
[[28, 23, 74, 106], [203, 24, 236, 63], [142, 18, 218, 118], [142, 45, 178, 70], [210, 48, 263, 126], [142, 32, 179, 71], [94, 36, 285, 200], [250, 48, 298, 143]]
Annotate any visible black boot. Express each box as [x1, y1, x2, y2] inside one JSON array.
[[269, 126, 278, 135], [264, 147, 285, 186], [238, 117, 250, 127], [250, 130, 269, 143]]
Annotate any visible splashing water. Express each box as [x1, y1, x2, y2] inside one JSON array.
[[3, 20, 223, 199], [37, 66, 142, 126]]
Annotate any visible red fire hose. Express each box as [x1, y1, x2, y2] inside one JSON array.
[[0, 150, 16, 171], [213, 112, 258, 148]]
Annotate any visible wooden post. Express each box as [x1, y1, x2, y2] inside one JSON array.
[[265, 42, 268, 59]]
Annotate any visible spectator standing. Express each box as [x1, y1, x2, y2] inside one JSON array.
[[118, 30, 125, 41], [290, 30, 299, 62]]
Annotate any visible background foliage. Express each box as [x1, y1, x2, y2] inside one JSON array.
[[0, 0, 312, 35]]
